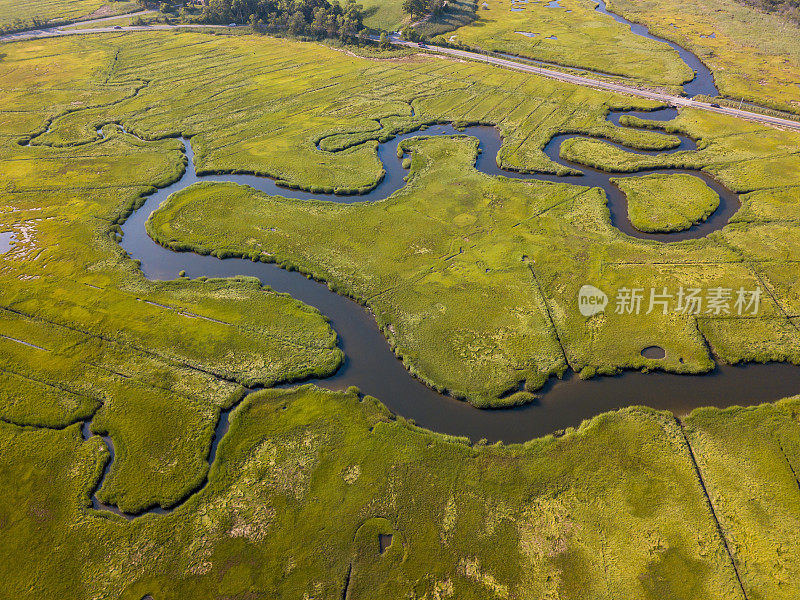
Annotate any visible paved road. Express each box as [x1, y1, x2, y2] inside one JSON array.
[[397, 41, 800, 132], [0, 10, 159, 42], [2, 21, 799, 132], [0, 11, 233, 43]]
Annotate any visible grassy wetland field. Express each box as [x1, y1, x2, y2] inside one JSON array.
[[0, 0, 140, 31], [7, 384, 798, 599], [1, 15, 800, 600], [361, 0, 406, 30], [443, 0, 800, 110], [440, 0, 693, 90], [607, 0, 800, 111], [611, 173, 720, 233]]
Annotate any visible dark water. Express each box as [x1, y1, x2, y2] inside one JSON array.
[[379, 534, 394, 554], [78, 48, 794, 519], [593, 0, 718, 97], [116, 107, 800, 449], [641, 346, 667, 359], [498, 0, 718, 98]]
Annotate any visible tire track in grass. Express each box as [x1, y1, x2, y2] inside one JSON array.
[[524, 259, 569, 367], [676, 417, 750, 600], [341, 563, 352, 600], [777, 440, 800, 495]]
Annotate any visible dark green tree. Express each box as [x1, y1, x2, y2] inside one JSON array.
[[402, 0, 428, 18]]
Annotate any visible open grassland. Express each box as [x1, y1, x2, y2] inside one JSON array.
[[441, 0, 692, 90], [0, 0, 140, 31], [347, 0, 475, 33], [612, 173, 720, 233], [608, 0, 800, 112], [416, 0, 480, 38], [361, 0, 406, 30], [0, 385, 786, 599], [4, 31, 797, 407], [98, 31, 798, 405], [1, 28, 800, 599], [0, 34, 342, 512], [61, 11, 160, 30], [684, 399, 800, 598]]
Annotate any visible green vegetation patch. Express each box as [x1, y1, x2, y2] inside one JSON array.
[[684, 397, 800, 598], [147, 141, 573, 404], [0, 33, 800, 507], [0, 30, 799, 598], [0, 386, 750, 599], [415, 0, 478, 38], [61, 11, 161, 30], [362, 0, 407, 29], [0, 34, 343, 510], [607, 0, 800, 112], [612, 173, 720, 233], [0, 0, 140, 32], [149, 99, 800, 405], [18, 31, 779, 405], [439, 0, 692, 90], [197, 0, 366, 40]]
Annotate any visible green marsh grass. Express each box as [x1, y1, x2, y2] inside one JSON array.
[[0, 31, 799, 598], [612, 173, 720, 233], [0, 386, 758, 598], [608, 0, 800, 111], [0, 0, 140, 31], [438, 0, 692, 89]]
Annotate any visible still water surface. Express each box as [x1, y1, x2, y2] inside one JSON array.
[[118, 109, 800, 445]]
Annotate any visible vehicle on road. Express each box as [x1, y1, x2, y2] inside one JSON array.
[[710, 103, 721, 108]]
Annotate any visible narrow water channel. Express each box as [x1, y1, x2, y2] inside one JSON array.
[[593, 0, 718, 98], [116, 107, 800, 452], [497, 0, 719, 98], [83, 24, 796, 516]]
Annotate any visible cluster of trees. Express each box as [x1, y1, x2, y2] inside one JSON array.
[[0, 16, 47, 35], [197, 0, 366, 39], [740, 0, 800, 23], [401, 0, 446, 19]]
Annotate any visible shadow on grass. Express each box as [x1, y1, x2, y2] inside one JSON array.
[[418, 0, 478, 37]]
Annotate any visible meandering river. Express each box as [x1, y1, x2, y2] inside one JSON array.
[[594, 0, 719, 98], [81, 7, 800, 515], [118, 107, 800, 449]]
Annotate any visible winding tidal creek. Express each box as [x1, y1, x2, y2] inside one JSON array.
[[79, 14, 800, 516], [118, 109, 800, 449]]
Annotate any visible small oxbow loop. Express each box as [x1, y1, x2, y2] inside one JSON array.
[[578, 285, 608, 316], [612, 286, 763, 316]]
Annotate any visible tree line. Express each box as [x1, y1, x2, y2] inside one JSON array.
[[401, 0, 446, 20], [197, 0, 366, 39], [739, 0, 799, 23]]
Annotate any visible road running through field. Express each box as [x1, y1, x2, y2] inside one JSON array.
[[392, 41, 800, 131], [7, 6, 800, 517], [4, 18, 799, 132]]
